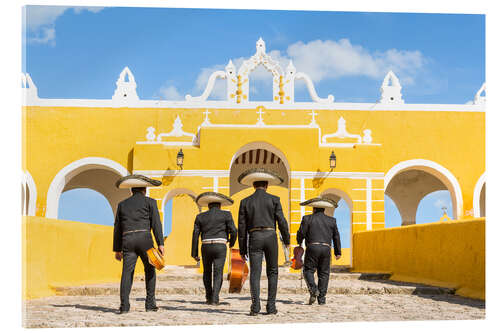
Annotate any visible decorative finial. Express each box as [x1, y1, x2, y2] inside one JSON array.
[[256, 37, 266, 54], [286, 60, 296, 76], [379, 70, 404, 104]]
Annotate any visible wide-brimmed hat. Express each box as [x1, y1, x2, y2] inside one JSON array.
[[300, 197, 338, 208], [115, 174, 162, 189], [237, 168, 283, 186], [196, 192, 234, 207], [146, 247, 165, 270]]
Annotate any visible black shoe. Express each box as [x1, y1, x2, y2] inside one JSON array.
[[249, 310, 259, 316], [146, 306, 159, 312], [212, 299, 220, 306], [265, 309, 278, 315], [317, 299, 326, 305], [118, 308, 129, 314], [308, 294, 317, 305], [206, 299, 213, 305]]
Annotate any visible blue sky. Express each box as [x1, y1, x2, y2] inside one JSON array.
[[23, 6, 484, 103], [37, 6, 469, 245]]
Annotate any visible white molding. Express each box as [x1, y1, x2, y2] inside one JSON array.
[[23, 98, 486, 112], [473, 172, 486, 218], [135, 169, 230, 178], [185, 71, 227, 102], [384, 159, 464, 219], [295, 72, 334, 104], [300, 178, 305, 218], [160, 188, 199, 216], [473, 83, 486, 105], [22, 170, 37, 216], [46, 157, 129, 218]]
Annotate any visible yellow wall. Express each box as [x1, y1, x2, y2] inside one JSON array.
[[351, 218, 485, 300], [23, 216, 150, 299]]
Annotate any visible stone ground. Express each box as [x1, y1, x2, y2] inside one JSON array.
[[23, 267, 485, 328]]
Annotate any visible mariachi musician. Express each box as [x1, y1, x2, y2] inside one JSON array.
[[113, 174, 164, 314], [297, 197, 342, 305], [191, 192, 237, 305], [237, 168, 290, 316]]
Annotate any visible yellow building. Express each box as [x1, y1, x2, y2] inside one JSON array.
[[22, 38, 485, 269]]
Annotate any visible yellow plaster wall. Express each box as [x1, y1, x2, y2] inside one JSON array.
[[351, 218, 485, 300]]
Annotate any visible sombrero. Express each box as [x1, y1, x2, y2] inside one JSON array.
[[300, 197, 338, 208], [196, 192, 234, 207], [115, 174, 162, 189], [146, 247, 165, 270], [237, 168, 283, 186]]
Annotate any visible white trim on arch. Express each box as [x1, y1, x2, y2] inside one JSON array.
[[160, 188, 199, 213], [384, 159, 464, 220], [22, 170, 37, 216], [473, 172, 486, 218], [45, 157, 129, 218]]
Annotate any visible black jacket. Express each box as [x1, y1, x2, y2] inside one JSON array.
[[191, 207, 237, 258], [296, 211, 341, 256], [113, 192, 164, 252], [238, 188, 290, 256]]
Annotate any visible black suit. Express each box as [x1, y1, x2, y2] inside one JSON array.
[[238, 188, 290, 313], [296, 211, 341, 304], [113, 192, 164, 311], [191, 206, 237, 303]]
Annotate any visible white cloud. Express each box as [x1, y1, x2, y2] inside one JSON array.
[[25, 6, 105, 45], [156, 85, 184, 101]]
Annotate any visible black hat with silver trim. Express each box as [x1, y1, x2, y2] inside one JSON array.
[[195, 192, 234, 207], [115, 174, 162, 189], [237, 168, 283, 186], [300, 197, 338, 208]]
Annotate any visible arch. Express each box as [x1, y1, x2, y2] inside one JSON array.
[[22, 170, 37, 216], [320, 188, 354, 213], [161, 188, 199, 213], [384, 159, 463, 222], [46, 157, 129, 218], [228, 141, 291, 196], [473, 172, 486, 218]]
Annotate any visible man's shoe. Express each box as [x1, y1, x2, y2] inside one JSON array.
[[308, 294, 316, 305], [249, 310, 259, 316], [265, 309, 278, 315], [118, 308, 129, 314], [146, 306, 159, 312]]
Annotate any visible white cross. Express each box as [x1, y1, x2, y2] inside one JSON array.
[[256, 108, 265, 121], [203, 109, 211, 120], [308, 110, 318, 125]]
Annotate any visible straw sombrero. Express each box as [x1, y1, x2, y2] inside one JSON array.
[[237, 168, 283, 186], [300, 197, 338, 208], [196, 192, 234, 207], [115, 174, 162, 189], [146, 247, 165, 270]]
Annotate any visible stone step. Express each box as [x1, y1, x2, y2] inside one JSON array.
[[53, 279, 453, 297]]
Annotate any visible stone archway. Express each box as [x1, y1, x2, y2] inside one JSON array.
[[473, 173, 485, 218], [385, 159, 463, 225], [46, 157, 130, 218], [22, 171, 37, 216]]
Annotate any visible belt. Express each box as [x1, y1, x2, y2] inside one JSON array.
[[249, 227, 275, 232], [202, 238, 227, 244], [309, 242, 331, 247], [122, 229, 149, 235]]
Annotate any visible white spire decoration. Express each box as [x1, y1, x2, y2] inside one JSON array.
[[379, 70, 404, 104], [21, 73, 39, 101], [473, 83, 485, 105], [112, 67, 139, 103]]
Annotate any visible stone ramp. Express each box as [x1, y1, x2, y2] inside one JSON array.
[[54, 276, 453, 297], [23, 293, 485, 328]]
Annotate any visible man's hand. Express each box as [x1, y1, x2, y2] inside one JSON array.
[[193, 256, 200, 262], [158, 245, 165, 257], [115, 251, 123, 261], [335, 255, 341, 260], [240, 252, 247, 261]]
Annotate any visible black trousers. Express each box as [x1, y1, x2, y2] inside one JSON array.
[[201, 243, 227, 302], [248, 230, 279, 313], [303, 244, 331, 303], [120, 232, 156, 310]]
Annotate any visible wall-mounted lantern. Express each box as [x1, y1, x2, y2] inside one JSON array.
[[177, 149, 184, 169], [329, 150, 336, 170]]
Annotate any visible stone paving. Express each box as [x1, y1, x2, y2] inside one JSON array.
[[23, 267, 485, 328]]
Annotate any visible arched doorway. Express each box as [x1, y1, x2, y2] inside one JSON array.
[[228, 142, 291, 264], [46, 157, 130, 219], [161, 188, 200, 265], [385, 159, 463, 225], [58, 188, 115, 225], [473, 173, 485, 218], [321, 188, 353, 266], [22, 171, 37, 216]]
